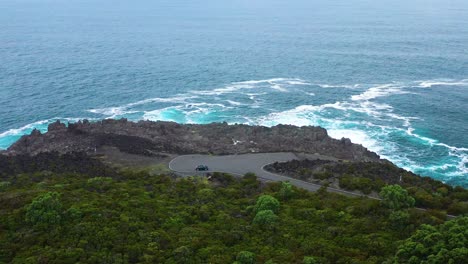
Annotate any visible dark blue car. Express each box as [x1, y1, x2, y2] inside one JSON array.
[[195, 165, 209, 171]]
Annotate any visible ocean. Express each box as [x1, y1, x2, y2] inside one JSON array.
[[0, 0, 467, 186]]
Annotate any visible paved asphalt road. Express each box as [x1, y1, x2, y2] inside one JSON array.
[[169, 153, 367, 197], [169, 153, 457, 218]]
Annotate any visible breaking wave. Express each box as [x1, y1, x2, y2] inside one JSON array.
[[0, 118, 97, 150]]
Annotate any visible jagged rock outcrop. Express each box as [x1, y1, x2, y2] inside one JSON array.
[[4, 119, 381, 161]]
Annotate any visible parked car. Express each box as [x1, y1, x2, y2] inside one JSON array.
[[195, 165, 209, 171]]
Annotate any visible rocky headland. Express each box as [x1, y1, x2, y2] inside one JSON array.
[[3, 119, 381, 161]]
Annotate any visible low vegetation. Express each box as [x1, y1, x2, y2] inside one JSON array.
[[266, 159, 468, 215]]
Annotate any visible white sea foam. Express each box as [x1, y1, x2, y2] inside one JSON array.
[[435, 143, 468, 152], [0, 119, 51, 138], [315, 78, 468, 91], [142, 107, 185, 122], [269, 83, 288, 92], [141, 102, 231, 123], [184, 102, 229, 109], [396, 128, 468, 177], [405, 127, 438, 145], [126, 95, 197, 107], [246, 92, 267, 100], [317, 84, 360, 89], [256, 105, 319, 127], [89, 78, 308, 119], [226, 100, 243, 106], [258, 104, 391, 156], [232, 78, 304, 85], [327, 128, 386, 154], [88, 107, 127, 116], [286, 80, 311, 85], [192, 78, 307, 95], [252, 99, 467, 181], [89, 107, 139, 119], [458, 155, 468, 175], [351, 84, 409, 101], [192, 84, 254, 95], [387, 113, 416, 127], [416, 79, 468, 88], [0, 117, 100, 149], [444, 146, 468, 175], [88, 95, 197, 118], [0, 117, 97, 138]]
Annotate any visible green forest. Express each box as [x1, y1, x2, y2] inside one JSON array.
[[0, 167, 467, 263]]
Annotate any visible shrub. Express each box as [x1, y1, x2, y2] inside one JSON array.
[[253, 210, 278, 228], [243, 172, 257, 181], [0, 181, 10, 192], [380, 185, 415, 210], [86, 177, 113, 192], [339, 175, 373, 194], [303, 256, 320, 264], [197, 188, 215, 202], [211, 172, 235, 186], [447, 201, 468, 215], [278, 181, 294, 200], [25, 192, 63, 228], [173, 246, 192, 263], [388, 210, 410, 230], [254, 195, 280, 213], [236, 251, 255, 264]]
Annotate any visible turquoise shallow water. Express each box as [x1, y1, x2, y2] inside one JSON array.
[[0, 0, 467, 186]]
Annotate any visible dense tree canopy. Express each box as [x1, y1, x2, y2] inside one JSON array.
[[393, 217, 468, 263], [0, 168, 465, 263]]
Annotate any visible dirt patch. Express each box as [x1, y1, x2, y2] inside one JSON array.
[[96, 146, 175, 170]]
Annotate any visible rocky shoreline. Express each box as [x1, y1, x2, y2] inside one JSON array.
[[3, 119, 380, 162]]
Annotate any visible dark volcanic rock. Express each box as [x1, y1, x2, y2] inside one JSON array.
[[4, 119, 381, 161]]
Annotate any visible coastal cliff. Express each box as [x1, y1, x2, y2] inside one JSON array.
[[4, 119, 380, 161]]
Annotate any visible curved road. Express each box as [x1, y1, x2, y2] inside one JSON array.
[[169, 153, 370, 197], [169, 153, 457, 218]]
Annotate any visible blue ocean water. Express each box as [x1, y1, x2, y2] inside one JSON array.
[[0, 0, 467, 186]]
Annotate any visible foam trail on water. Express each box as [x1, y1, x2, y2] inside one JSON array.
[[226, 100, 243, 106], [192, 78, 307, 95], [232, 78, 305, 85], [351, 83, 409, 101], [89, 107, 127, 116], [88, 95, 197, 118], [416, 79, 468, 88], [317, 84, 360, 89]]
